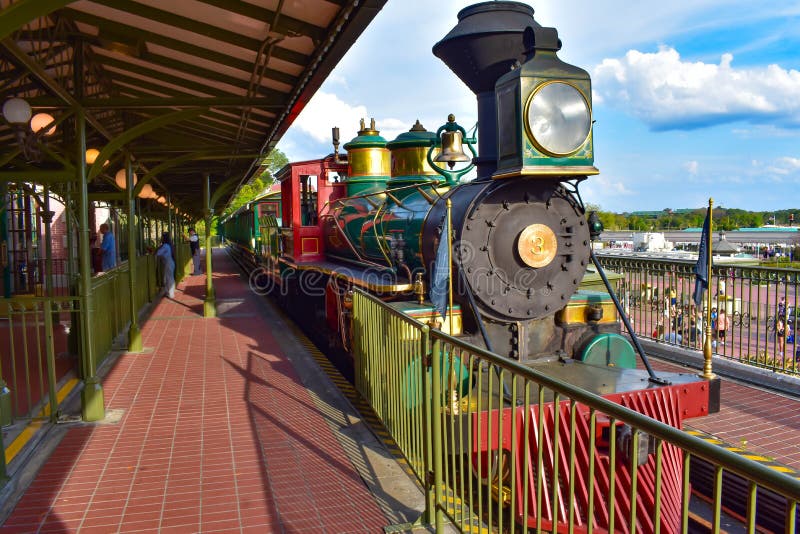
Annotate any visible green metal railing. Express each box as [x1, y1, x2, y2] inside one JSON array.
[[595, 255, 800, 375], [353, 289, 800, 533], [174, 242, 192, 282], [91, 254, 162, 361], [0, 254, 159, 424], [0, 296, 79, 423], [90, 264, 131, 365]]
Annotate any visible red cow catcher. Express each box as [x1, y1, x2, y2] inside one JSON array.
[[472, 375, 712, 533]]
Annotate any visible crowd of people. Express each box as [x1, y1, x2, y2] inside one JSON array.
[[636, 284, 796, 363]]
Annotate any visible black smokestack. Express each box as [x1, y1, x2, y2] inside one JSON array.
[[433, 2, 538, 178]]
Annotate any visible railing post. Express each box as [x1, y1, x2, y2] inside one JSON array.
[[430, 337, 445, 531], [419, 325, 435, 525], [42, 299, 59, 422]]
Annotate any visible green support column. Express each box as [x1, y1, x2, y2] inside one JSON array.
[[76, 109, 105, 422], [138, 200, 144, 254], [168, 195, 173, 241], [126, 157, 142, 352], [64, 184, 74, 284], [0, 181, 11, 426], [203, 174, 215, 318], [41, 189, 59, 422], [1, 181, 9, 298]]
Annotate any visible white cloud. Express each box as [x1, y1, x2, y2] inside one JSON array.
[[291, 91, 432, 148], [684, 160, 699, 175], [293, 92, 368, 143], [780, 156, 800, 169], [593, 47, 800, 130]]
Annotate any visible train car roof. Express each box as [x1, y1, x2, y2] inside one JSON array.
[[275, 154, 347, 183]]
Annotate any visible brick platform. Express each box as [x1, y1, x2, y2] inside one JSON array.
[[0, 250, 393, 533]]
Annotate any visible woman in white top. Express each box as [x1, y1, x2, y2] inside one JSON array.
[[156, 232, 176, 298]]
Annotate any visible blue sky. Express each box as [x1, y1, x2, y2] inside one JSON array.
[[276, 1, 800, 213]]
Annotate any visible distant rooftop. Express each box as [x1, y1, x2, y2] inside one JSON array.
[[736, 227, 798, 232], [628, 208, 701, 218], [682, 227, 799, 232]]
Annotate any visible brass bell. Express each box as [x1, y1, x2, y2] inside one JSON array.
[[434, 129, 471, 167]]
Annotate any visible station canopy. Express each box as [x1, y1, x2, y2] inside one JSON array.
[[0, 0, 385, 218]]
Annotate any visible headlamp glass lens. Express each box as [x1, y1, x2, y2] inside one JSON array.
[[528, 82, 590, 155]]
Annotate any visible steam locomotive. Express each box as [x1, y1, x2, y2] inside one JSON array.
[[222, 2, 720, 531]]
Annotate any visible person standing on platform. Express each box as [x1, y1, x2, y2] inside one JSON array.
[[156, 232, 176, 298], [99, 223, 116, 271], [188, 227, 201, 275], [716, 308, 729, 347], [777, 317, 787, 359]]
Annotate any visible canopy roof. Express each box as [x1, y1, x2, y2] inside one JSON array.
[[0, 0, 385, 217]]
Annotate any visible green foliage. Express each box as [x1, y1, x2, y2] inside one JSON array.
[[222, 149, 288, 218], [591, 204, 800, 231]]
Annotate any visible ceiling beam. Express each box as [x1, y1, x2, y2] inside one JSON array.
[[0, 0, 74, 41], [60, 7, 308, 67], [89, 192, 125, 202], [98, 54, 287, 103], [88, 107, 206, 181], [25, 95, 285, 109], [194, 0, 326, 42], [1, 38, 115, 142], [140, 49, 296, 87], [136, 152, 261, 163], [0, 170, 74, 182]]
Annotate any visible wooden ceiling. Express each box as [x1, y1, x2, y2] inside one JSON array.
[[0, 0, 386, 217]]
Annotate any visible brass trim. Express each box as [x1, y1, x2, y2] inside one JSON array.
[[523, 80, 593, 158], [280, 259, 412, 293], [517, 224, 558, 268], [492, 165, 600, 179], [347, 147, 391, 177], [373, 202, 393, 266], [557, 301, 617, 325]]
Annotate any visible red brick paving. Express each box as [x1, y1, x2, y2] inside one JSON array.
[[0, 249, 389, 533], [649, 359, 800, 470]]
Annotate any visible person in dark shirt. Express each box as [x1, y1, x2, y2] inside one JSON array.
[[188, 228, 201, 275]]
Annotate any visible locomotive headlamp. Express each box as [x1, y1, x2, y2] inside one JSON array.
[[527, 82, 591, 156], [494, 26, 598, 178]]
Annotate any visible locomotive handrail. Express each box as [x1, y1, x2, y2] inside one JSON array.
[[426, 326, 800, 501], [352, 287, 800, 533]]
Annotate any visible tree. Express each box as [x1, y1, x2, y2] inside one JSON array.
[[585, 203, 620, 230], [223, 148, 288, 217]]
